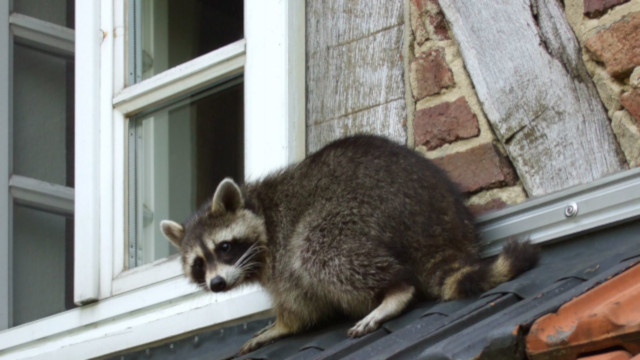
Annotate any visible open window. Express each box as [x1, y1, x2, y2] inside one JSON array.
[[0, 0, 304, 358]]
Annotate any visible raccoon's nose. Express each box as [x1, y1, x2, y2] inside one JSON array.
[[210, 276, 227, 292]]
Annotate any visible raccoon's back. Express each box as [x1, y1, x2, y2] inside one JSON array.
[[253, 135, 477, 253]]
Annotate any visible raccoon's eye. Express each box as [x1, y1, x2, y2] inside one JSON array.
[[219, 241, 231, 253]]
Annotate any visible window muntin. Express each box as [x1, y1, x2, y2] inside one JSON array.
[[127, 79, 243, 268]]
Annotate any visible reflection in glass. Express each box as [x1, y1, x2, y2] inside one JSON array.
[[12, 204, 73, 326], [128, 79, 243, 267], [130, 0, 243, 83], [14, 0, 74, 28], [13, 44, 74, 187]]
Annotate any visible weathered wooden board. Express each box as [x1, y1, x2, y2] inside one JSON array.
[[307, 98, 406, 153], [439, 0, 625, 196], [306, 0, 406, 152]]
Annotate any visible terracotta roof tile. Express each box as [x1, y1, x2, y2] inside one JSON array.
[[526, 263, 640, 360], [578, 350, 632, 360]]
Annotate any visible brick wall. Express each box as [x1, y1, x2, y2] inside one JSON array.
[[406, 0, 640, 214], [567, 0, 640, 168]]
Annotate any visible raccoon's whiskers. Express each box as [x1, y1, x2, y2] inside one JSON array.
[[235, 243, 265, 275]]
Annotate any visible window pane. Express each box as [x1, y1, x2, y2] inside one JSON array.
[[13, 44, 74, 187], [12, 204, 73, 326], [14, 0, 74, 28], [128, 79, 243, 268], [130, 0, 243, 83]]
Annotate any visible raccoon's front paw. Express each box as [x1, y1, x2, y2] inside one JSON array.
[[252, 321, 275, 338], [238, 337, 265, 355], [347, 317, 380, 337], [237, 321, 290, 355]]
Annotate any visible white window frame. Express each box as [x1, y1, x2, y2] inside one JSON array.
[[0, 0, 305, 359], [85, 0, 306, 300], [0, 1, 75, 331]]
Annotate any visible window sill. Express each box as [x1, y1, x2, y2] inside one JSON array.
[[0, 280, 271, 360]]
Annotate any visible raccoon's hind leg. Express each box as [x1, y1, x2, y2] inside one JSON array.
[[347, 283, 415, 337]]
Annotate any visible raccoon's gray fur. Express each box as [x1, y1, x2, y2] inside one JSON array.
[[161, 135, 538, 355]]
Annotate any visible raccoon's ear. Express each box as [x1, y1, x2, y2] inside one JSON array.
[[212, 178, 244, 214], [160, 220, 184, 248]]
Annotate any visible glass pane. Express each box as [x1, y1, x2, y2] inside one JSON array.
[[12, 204, 74, 326], [14, 0, 74, 28], [128, 79, 244, 267], [13, 44, 74, 187], [129, 0, 243, 83]]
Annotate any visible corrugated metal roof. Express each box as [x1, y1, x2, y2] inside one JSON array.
[[109, 220, 640, 360]]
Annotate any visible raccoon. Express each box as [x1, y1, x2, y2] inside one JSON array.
[[160, 134, 538, 355]]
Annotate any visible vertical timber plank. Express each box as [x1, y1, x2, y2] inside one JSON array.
[[306, 0, 407, 152], [439, 0, 625, 196]]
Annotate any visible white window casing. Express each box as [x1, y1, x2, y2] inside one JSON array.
[[244, 0, 306, 180], [73, 0, 101, 305]]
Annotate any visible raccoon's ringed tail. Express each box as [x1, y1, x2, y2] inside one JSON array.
[[441, 240, 539, 300]]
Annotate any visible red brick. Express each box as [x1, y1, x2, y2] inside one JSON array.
[[410, 0, 450, 43], [583, 0, 630, 18], [621, 89, 640, 123], [414, 97, 479, 150], [410, 48, 454, 100], [585, 12, 640, 78], [411, 0, 431, 12], [410, 0, 429, 45], [432, 143, 518, 194], [428, 12, 450, 40]]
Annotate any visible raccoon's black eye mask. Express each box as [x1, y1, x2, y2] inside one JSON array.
[[191, 257, 206, 285], [216, 238, 253, 265]]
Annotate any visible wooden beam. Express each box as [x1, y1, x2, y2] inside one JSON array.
[[439, 0, 625, 196]]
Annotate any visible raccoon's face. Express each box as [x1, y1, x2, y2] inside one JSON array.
[[161, 178, 267, 292]]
